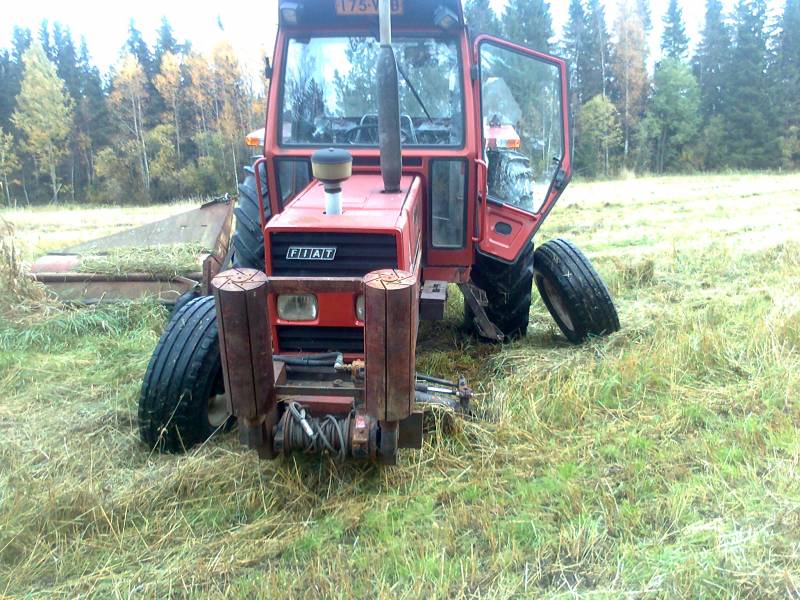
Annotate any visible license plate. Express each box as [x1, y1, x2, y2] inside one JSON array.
[[335, 0, 403, 16]]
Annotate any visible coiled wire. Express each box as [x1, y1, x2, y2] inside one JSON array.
[[284, 403, 351, 461]]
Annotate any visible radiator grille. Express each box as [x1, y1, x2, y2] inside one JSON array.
[[277, 326, 364, 354], [269, 232, 398, 277]]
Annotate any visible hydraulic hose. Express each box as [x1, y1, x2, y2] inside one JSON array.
[[273, 353, 344, 368]]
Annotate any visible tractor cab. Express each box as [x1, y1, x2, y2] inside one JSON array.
[[234, 0, 573, 350]]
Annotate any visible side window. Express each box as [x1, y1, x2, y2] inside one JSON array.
[[276, 159, 312, 208], [480, 43, 564, 214]]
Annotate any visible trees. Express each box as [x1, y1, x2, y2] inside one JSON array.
[[582, 0, 612, 100], [649, 59, 700, 172], [562, 0, 588, 105], [0, 128, 20, 206], [576, 95, 622, 177], [722, 0, 773, 168], [109, 54, 151, 194], [463, 0, 501, 37], [154, 52, 184, 163], [610, 0, 649, 166], [693, 0, 729, 120], [774, 0, 800, 168], [0, 4, 796, 201], [11, 42, 73, 203], [661, 0, 690, 60], [0, 28, 32, 130], [501, 0, 553, 51]]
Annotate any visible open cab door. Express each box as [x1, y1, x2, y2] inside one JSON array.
[[472, 35, 571, 262]]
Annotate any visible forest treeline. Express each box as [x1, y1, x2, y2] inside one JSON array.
[[467, 0, 799, 177], [0, 19, 264, 206], [1, 0, 798, 206]]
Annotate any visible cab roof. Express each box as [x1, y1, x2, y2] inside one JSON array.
[[279, 0, 464, 30]]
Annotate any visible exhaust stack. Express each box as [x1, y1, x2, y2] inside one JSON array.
[[377, 0, 402, 193]]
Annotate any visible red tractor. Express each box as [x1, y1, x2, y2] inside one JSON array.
[[139, 0, 619, 464]]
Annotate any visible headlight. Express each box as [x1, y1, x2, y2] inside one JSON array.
[[277, 294, 318, 321], [355, 295, 366, 321]]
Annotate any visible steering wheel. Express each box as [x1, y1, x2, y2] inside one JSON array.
[[345, 124, 410, 145]]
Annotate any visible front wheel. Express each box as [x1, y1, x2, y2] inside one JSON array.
[[139, 296, 233, 453], [534, 238, 620, 344], [466, 241, 535, 341]]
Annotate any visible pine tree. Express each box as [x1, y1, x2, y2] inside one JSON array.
[[126, 21, 154, 78], [0, 28, 32, 129], [582, 0, 612, 99], [562, 0, 588, 104], [501, 0, 553, 51], [52, 24, 81, 101], [11, 42, 74, 203], [774, 0, 800, 167], [0, 51, 13, 129], [610, 0, 649, 166], [38, 20, 52, 60], [661, 0, 689, 60], [693, 0, 729, 120], [722, 0, 773, 168], [155, 17, 178, 64], [74, 37, 110, 192], [464, 0, 501, 37], [637, 0, 652, 32]]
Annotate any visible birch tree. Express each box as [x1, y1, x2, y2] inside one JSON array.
[[12, 42, 73, 203], [154, 51, 183, 162], [109, 54, 150, 193], [610, 0, 648, 167], [0, 128, 20, 206]]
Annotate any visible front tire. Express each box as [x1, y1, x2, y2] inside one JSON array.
[[467, 241, 535, 340], [139, 296, 232, 453], [534, 238, 620, 344]]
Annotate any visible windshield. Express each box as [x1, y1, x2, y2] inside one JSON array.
[[281, 36, 464, 147]]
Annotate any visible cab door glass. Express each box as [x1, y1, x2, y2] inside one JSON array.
[[480, 43, 564, 214]]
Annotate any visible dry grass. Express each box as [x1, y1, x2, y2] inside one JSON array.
[[1, 173, 799, 598], [76, 243, 206, 279]]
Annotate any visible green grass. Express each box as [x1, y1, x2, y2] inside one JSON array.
[[1, 173, 799, 598]]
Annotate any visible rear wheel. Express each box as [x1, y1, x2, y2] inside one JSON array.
[[534, 238, 620, 344], [139, 296, 232, 453], [466, 241, 535, 341], [232, 162, 270, 270]]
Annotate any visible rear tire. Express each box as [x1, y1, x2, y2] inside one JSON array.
[[139, 296, 232, 453], [534, 238, 620, 344], [467, 241, 535, 341], [232, 162, 270, 270]]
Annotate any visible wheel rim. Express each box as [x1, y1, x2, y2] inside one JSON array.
[[540, 275, 575, 332], [207, 392, 231, 429]]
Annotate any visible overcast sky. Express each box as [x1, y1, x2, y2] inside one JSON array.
[[0, 0, 782, 81]]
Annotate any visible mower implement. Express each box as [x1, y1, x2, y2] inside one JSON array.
[[138, 0, 619, 464], [30, 197, 233, 305]]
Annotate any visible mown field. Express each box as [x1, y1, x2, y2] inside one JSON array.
[[1, 173, 799, 598]]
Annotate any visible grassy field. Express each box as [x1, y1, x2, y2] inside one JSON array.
[[1, 173, 799, 598]]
